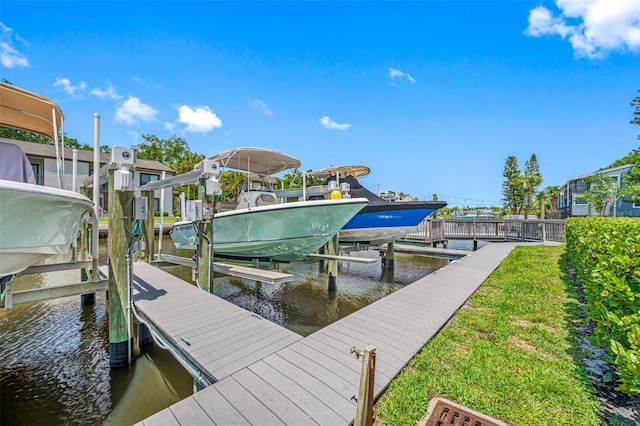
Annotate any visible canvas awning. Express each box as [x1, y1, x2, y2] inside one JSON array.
[[308, 165, 371, 179], [208, 147, 301, 176], [0, 82, 64, 140]]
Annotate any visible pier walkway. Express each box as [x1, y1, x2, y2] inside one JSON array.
[[136, 242, 519, 425]]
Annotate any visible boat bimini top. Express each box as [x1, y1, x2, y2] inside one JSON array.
[[307, 165, 371, 179], [208, 147, 301, 177], [0, 82, 67, 188], [0, 82, 64, 141]]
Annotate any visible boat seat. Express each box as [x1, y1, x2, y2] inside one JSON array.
[[0, 142, 36, 183], [216, 200, 237, 212], [237, 190, 279, 209], [255, 193, 278, 206]]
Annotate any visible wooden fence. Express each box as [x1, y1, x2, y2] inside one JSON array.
[[407, 218, 566, 244]]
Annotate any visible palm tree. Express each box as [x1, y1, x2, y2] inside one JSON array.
[[537, 185, 562, 219]]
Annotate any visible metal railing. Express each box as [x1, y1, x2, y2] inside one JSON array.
[[407, 218, 566, 244]]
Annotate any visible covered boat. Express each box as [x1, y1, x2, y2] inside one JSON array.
[[0, 82, 94, 278]]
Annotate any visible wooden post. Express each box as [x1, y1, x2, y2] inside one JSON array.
[[107, 170, 133, 367], [197, 179, 214, 292], [142, 190, 155, 262], [383, 241, 395, 270], [327, 233, 338, 291], [354, 345, 376, 426]]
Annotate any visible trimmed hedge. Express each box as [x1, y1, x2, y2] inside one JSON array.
[[565, 217, 640, 395]]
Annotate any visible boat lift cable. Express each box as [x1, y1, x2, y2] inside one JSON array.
[[121, 192, 213, 387]]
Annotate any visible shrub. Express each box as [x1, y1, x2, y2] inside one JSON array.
[[565, 217, 640, 395]]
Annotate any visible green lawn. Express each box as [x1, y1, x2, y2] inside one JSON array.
[[374, 245, 602, 425]]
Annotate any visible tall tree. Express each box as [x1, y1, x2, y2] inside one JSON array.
[[135, 134, 204, 212], [623, 91, 640, 203], [537, 185, 562, 219], [523, 154, 543, 218], [631, 89, 640, 140], [501, 155, 523, 215], [219, 171, 247, 201]]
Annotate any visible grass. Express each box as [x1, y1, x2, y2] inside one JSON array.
[[373, 245, 602, 425]]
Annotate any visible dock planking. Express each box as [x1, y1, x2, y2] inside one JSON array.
[[137, 242, 519, 425], [129, 262, 303, 382]]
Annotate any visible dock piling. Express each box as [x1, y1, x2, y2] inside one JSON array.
[[354, 345, 376, 426], [381, 241, 395, 270], [326, 234, 339, 291], [107, 168, 133, 368], [197, 178, 214, 293]]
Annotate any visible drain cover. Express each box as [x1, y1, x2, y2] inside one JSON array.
[[421, 397, 507, 426]]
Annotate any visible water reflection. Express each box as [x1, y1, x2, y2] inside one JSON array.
[[161, 247, 448, 336], [0, 251, 193, 426], [1, 235, 451, 424]]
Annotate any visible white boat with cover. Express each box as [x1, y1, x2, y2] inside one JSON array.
[[170, 147, 368, 262], [0, 82, 94, 279]]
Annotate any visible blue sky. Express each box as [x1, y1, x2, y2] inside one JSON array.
[[2, 1, 639, 208]]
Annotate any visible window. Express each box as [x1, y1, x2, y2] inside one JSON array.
[[154, 198, 160, 212], [140, 173, 159, 185], [31, 163, 40, 184]]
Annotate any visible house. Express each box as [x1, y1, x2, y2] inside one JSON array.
[[1, 138, 175, 215], [558, 164, 639, 218]]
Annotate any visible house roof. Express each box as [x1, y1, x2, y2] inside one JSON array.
[[0, 138, 174, 173], [570, 164, 635, 181]]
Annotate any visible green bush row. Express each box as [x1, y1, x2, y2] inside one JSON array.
[[565, 217, 640, 395]]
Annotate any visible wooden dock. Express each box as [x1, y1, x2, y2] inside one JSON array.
[[130, 262, 302, 384], [133, 242, 518, 425]]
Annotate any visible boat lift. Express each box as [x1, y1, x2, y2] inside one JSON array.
[[2, 114, 106, 309]]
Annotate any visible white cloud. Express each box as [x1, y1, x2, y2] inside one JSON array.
[[249, 98, 273, 116], [525, 0, 640, 58], [0, 23, 29, 68], [319, 116, 351, 130], [54, 77, 87, 98], [115, 96, 158, 125], [90, 83, 122, 100], [126, 130, 139, 143], [388, 67, 416, 84], [176, 105, 222, 133], [164, 121, 175, 132]]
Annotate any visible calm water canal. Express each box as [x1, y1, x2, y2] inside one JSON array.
[[1, 236, 453, 425]]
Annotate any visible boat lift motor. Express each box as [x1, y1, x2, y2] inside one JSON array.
[[198, 159, 221, 196], [340, 182, 351, 198], [110, 146, 136, 191]]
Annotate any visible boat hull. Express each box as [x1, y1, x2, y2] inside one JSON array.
[[339, 204, 437, 245], [171, 198, 368, 262], [0, 180, 94, 277]]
